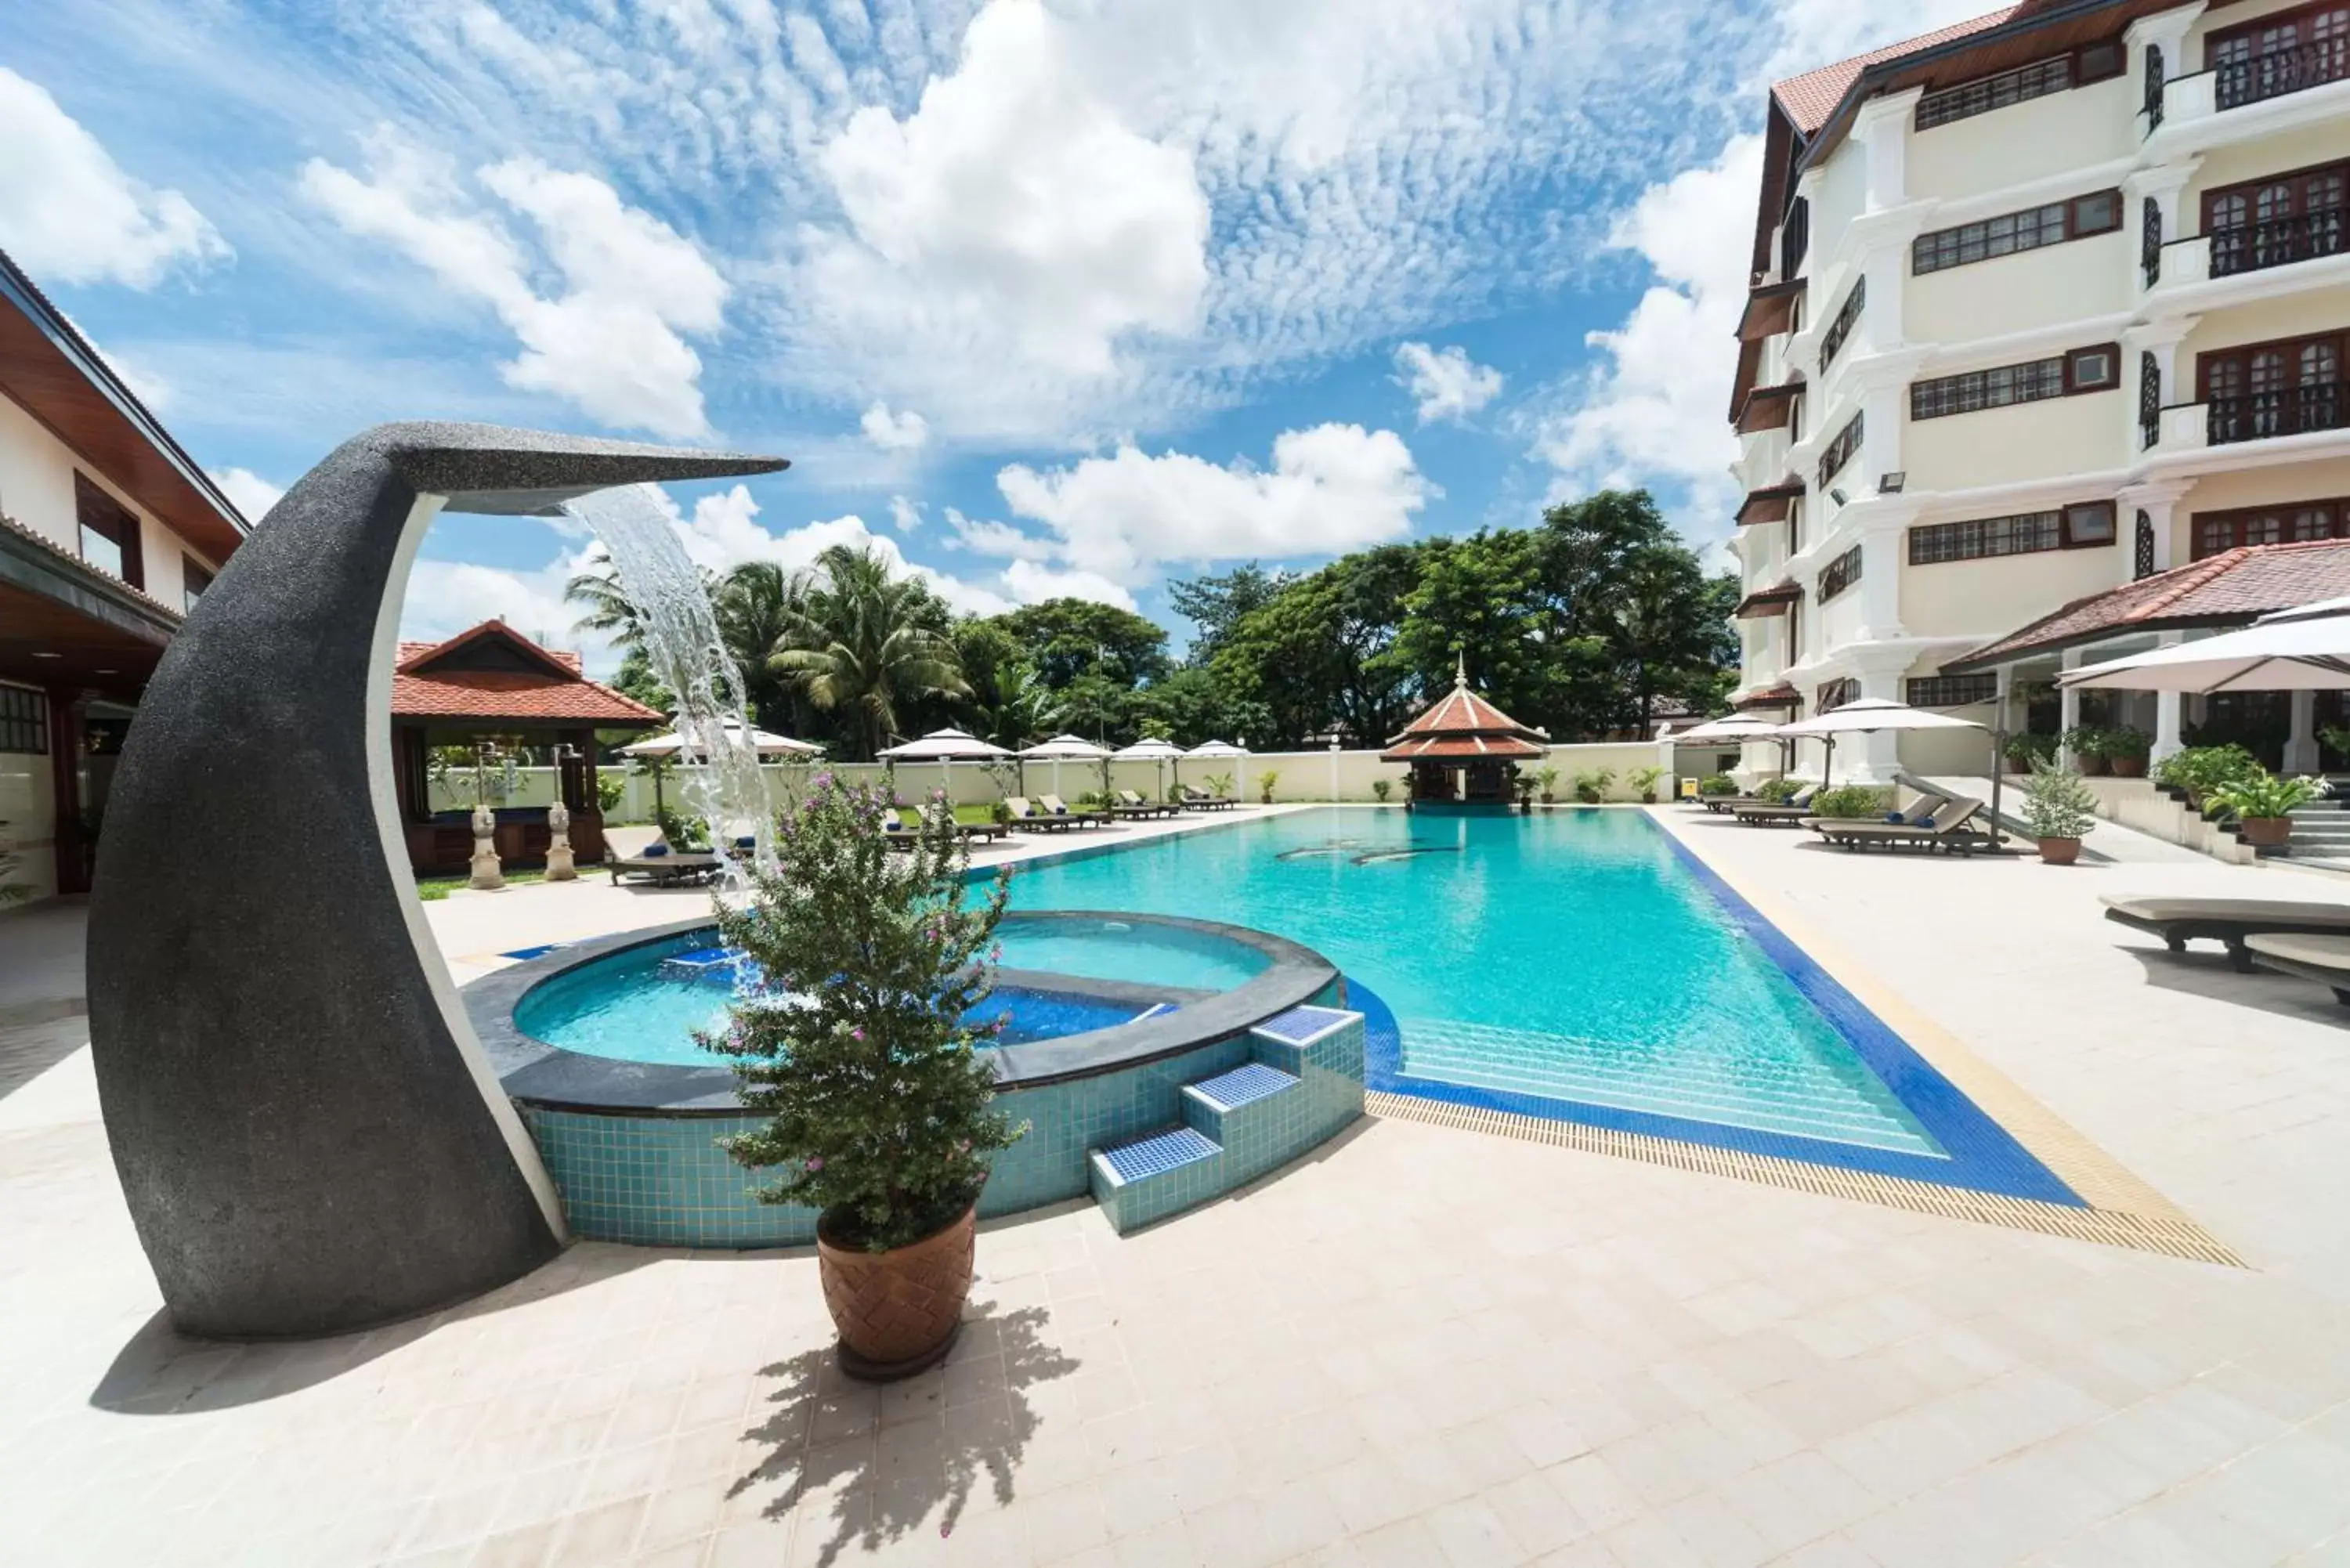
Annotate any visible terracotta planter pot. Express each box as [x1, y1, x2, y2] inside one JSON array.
[[818, 1203, 975, 1380], [2238, 817, 2292, 847], [2076, 755, 2109, 776], [2108, 755, 2148, 779], [2037, 836, 2082, 865], [1642, 793, 1658, 804], [1540, 792, 1556, 804]]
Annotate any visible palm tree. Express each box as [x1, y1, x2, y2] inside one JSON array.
[[714, 561, 813, 731], [971, 663, 1065, 750], [563, 553, 645, 649], [772, 544, 969, 761]]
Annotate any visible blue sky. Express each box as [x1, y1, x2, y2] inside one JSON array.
[[0, 0, 1988, 669]]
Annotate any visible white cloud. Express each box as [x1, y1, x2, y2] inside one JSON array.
[[210, 466, 284, 521], [992, 424, 1430, 587], [859, 401, 930, 451], [887, 494, 924, 531], [1002, 560, 1137, 611], [784, 0, 1210, 437], [0, 67, 231, 289], [299, 136, 727, 438], [400, 554, 595, 665], [655, 484, 1017, 616], [1391, 341, 1503, 425]]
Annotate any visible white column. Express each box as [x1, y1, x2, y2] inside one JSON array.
[[2120, 480, 2193, 578], [1853, 90, 1918, 215], [2124, 161, 2199, 297], [2057, 649, 2084, 770], [2287, 692, 2321, 775], [2150, 633, 2186, 766], [2128, 3, 2207, 89], [1849, 661, 1909, 784]]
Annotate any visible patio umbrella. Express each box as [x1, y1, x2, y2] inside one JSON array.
[[877, 727, 1012, 815], [619, 722, 822, 759], [1672, 714, 1791, 775], [1115, 737, 1185, 804], [1019, 734, 1111, 803], [1777, 699, 1996, 839], [2059, 598, 2350, 692]]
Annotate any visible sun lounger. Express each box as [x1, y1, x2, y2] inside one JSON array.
[[1177, 786, 1238, 811], [1115, 789, 1182, 818], [1039, 794, 1108, 827], [2101, 895, 2350, 972], [1805, 797, 1990, 854], [2245, 933, 2350, 1005], [1713, 785, 1817, 819], [883, 810, 1007, 847], [1005, 797, 1077, 833], [608, 847, 722, 885]]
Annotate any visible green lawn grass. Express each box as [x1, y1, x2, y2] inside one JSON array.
[[416, 868, 548, 901]]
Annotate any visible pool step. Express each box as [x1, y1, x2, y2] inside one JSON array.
[[1087, 1006, 1368, 1234]]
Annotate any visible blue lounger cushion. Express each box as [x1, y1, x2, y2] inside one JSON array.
[[642, 843, 669, 858]]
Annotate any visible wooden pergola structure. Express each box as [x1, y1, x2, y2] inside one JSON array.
[[1382, 659, 1549, 811], [389, 620, 662, 874]]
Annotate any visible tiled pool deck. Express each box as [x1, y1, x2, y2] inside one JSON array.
[[5, 804, 2350, 1563]]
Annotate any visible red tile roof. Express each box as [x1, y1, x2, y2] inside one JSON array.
[[1735, 684, 1802, 712], [1772, 8, 2021, 133], [1950, 542, 2350, 670], [1382, 666, 1549, 761], [390, 620, 663, 726], [0, 509, 186, 625]]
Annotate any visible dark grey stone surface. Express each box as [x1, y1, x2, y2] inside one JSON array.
[[85, 422, 786, 1339], [465, 909, 1338, 1115]]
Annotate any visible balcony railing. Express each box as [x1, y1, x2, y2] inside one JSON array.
[[2207, 381, 2348, 445], [2211, 209, 2348, 277], [2216, 40, 2350, 111]]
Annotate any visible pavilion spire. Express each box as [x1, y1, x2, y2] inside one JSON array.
[[1455, 650, 1468, 689]]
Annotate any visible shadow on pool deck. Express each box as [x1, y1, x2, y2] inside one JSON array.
[[731, 1303, 1079, 1566]]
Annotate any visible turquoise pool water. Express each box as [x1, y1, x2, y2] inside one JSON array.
[[514, 921, 1247, 1066], [1007, 810, 1946, 1158]]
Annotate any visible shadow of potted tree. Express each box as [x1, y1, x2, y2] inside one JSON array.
[[705, 776, 1025, 1381]]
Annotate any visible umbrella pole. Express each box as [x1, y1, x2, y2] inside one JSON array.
[[1823, 737, 1835, 788], [1988, 723, 2008, 851]]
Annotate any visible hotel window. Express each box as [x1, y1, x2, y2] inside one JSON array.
[[183, 559, 214, 615], [1906, 674, 1999, 707], [1912, 191, 2121, 275], [1914, 42, 2125, 130], [1818, 413, 1863, 488], [1909, 502, 2115, 565], [2205, 161, 2348, 277], [2210, 3, 2350, 111], [1817, 545, 1862, 603], [1817, 677, 1860, 712], [2200, 331, 2348, 444], [2192, 498, 2348, 558], [73, 475, 144, 590], [1911, 346, 2118, 420], [1781, 197, 1810, 280], [1820, 278, 1865, 372], [0, 685, 46, 754]]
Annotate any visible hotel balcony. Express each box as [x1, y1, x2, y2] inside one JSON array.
[[2148, 384, 2350, 455], [2149, 42, 2350, 147], [2153, 211, 2348, 292]]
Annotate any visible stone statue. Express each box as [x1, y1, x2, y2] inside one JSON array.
[[544, 796, 576, 881], [468, 800, 504, 890], [85, 423, 784, 1338]]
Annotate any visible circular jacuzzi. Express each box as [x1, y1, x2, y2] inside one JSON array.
[[463, 911, 1361, 1245]]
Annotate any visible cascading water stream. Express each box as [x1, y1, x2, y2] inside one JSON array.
[[564, 483, 771, 891]]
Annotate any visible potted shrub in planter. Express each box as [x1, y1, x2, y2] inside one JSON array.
[[2153, 744, 2261, 813], [1697, 773, 1737, 801], [705, 779, 1024, 1381], [1812, 785, 1892, 820], [2102, 726, 2151, 779], [2207, 771, 2324, 848], [2064, 724, 2110, 775], [1753, 777, 1801, 805], [2022, 759, 2099, 865], [1256, 769, 1280, 804], [1371, 779, 1392, 804], [2004, 732, 2055, 776], [1573, 768, 1615, 804], [1535, 765, 1560, 805], [1627, 765, 1666, 804]]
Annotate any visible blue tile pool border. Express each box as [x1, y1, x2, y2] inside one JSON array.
[[1355, 814, 2083, 1208]]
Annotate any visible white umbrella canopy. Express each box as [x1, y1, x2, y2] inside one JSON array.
[[876, 727, 1011, 761], [619, 722, 821, 758], [1777, 698, 1983, 737], [1017, 735, 1109, 800], [1671, 714, 1785, 744], [1116, 738, 1184, 801], [2059, 608, 2350, 693], [1184, 739, 1249, 758]]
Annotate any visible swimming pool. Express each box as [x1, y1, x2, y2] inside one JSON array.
[[1005, 809, 2076, 1202]]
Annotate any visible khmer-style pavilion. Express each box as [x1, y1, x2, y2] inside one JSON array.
[[1381, 659, 1549, 811]]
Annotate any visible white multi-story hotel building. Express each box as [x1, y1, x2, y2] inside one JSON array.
[[1728, 0, 2350, 781]]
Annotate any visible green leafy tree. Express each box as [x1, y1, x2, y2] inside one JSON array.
[[563, 555, 647, 650], [772, 544, 969, 760], [1143, 665, 1271, 748], [989, 599, 1172, 688], [714, 561, 814, 732], [704, 778, 1021, 1251], [1169, 563, 1288, 665], [608, 645, 675, 715], [969, 663, 1066, 750]]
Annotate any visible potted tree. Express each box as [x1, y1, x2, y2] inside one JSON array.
[[1627, 765, 1666, 805], [1573, 768, 1615, 804], [1371, 779, 1392, 804], [1256, 769, 1280, 804], [1534, 766, 1560, 805], [2063, 724, 2110, 775], [1811, 785, 1891, 820], [2102, 726, 2151, 779], [2022, 759, 2099, 865], [705, 779, 1024, 1380], [2207, 771, 2324, 848], [1697, 773, 1737, 801]]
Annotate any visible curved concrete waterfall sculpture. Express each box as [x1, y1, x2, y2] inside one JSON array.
[[85, 424, 786, 1339]]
